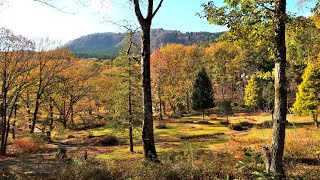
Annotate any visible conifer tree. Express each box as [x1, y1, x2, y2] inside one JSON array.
[[244, 75, 262, 112], [191, 67, 214, 121], [293, 61, 320, 128]]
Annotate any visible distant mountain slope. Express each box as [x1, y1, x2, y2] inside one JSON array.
[[66, 29, 224, 59]]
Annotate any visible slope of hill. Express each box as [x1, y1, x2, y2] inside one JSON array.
[[66, 29, 224, 59]]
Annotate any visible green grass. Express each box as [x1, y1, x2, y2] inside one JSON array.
[[54, 113, 319, 165]]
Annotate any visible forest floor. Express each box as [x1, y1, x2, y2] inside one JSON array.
[[0, 113, 319, 179]]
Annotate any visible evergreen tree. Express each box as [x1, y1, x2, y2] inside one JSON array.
[[244, 75, 262, 112], [191, 67, 214, 120], [293, 61, 320, 128]]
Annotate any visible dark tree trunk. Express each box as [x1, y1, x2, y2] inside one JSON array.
[[47, 103, 54, 142], [11, 104, 17, 139], [313, 115, 319, 128], [141, 25, 158, 161], [30, 95, 40, 134], [270, 0, 287, 178], [128, 56, 134, 153], [0, 69, 7, 155], [129, 126, 134, 153], [133, 0, 164, 162], [202, 109, 205, 121]]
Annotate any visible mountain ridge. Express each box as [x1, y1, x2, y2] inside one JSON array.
[[66, 29, 224, 59]]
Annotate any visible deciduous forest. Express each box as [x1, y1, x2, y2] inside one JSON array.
[[0, 0, 320, 179]]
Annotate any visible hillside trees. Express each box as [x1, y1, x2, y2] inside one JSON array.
[[151, 44, 202, 115], [191, 67, 214, 121], [293, 60, 320, 128], [0, 28, 35, 155], [203, 42, 247, 102], [51, 60, 95, 128], [28, 45, 73, 133]]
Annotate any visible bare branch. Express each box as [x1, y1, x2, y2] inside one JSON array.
[[132, 0, 145, 24], [33, 0, 76, 14], [152, 0, 164, 19]]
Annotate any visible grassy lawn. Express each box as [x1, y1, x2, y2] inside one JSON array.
[[50, 112, 318, 165]]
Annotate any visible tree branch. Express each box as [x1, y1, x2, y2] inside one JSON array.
[[132, 0, 145, 24], [146, 0, 153, 20], [152, 0, 164, 19], [33, 0, 75, 14]]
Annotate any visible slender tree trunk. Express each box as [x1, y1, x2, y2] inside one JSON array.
[[141, 24, 158, 161], [30, 95, 40, 134], [270, 0, 287, 178], [132, 0, 164, 162], [128, 57, 134, 153], [158, 84, 163, 120], [202, 109, 205, 121], [0, 68, 7, 155], [48, 103, 54, 142], [129, 126, 134, 153], [186, 91, 190, 114], [11, 104, 17, 139]]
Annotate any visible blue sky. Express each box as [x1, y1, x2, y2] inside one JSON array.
[[0, 0, 316, 44]]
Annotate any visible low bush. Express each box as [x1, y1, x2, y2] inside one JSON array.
[[256, 121, 273, 129], [197, 120, 212, 125], [228, 123, 244, 131], [90, 135, 119, 146], [240, 121, 253, 128], [12, 137, 43, 154]]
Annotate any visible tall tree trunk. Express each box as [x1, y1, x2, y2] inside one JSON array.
[[30, 95, 40, 134], [141, 24, 158, 161], [129, 126, 134, 153], [128, 57, 134, 153], [0, 73, 7, 155], [11, 104, 17, 139], [270, 0, 287, 178], [186, 91, 190, 114], [202, 109, 205, 121], [48, 103, 54, 142], [132, 0, 164, 162]]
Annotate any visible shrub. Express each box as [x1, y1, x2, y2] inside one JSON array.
[[228, 123, 244, 131], [240, 121, 253, 128], [12, 137, 43, 154], [90, 135, 119, 146], [256, 121, 273, 129], [198, 120, 213, 125]]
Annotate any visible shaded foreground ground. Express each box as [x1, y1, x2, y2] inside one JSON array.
[[0, 113, 319, 179]]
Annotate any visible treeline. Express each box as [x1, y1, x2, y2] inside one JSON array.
[[150, 16, 320, 118]]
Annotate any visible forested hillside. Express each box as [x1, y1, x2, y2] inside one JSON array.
[[66, 29, 223, 58]]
